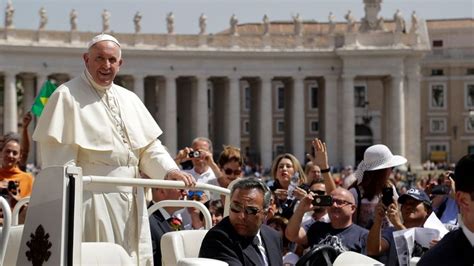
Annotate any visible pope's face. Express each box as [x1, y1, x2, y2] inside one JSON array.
[[83, 41, 122, 87]]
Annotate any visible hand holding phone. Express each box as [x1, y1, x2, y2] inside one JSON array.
[[312, 195, 333, 207], [382, 187, 394, 206]]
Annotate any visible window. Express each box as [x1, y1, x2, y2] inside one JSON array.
[[466, 117, 474, 133], [468, 145, 474, 154], [274, 144, 285, 156], [432, 40, 443, 47], [243, 120, 250, 135], [244, 86, 251, 111], [276, 120, 285, 134], [429, 83, 446, 109], [309, 120, 319, 133], [467, 68, 474, 75], [428, 142, 448, 162], [465, 83, 474, 108], [431, 69, 444, 76], [430, 118, 447, 133], [354, 85, 367, 108], [277, 86, 284, 110], [308, 84, 318, 109]]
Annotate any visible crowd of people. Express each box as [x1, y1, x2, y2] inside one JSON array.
[[1, 33, 473, 266]]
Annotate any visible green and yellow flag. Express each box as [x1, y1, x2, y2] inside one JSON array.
[[31, 80, 57, 117]]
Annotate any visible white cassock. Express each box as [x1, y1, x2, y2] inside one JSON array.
[[33, 71, 178, 265]]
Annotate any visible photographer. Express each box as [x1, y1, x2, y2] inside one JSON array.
[[285, 188, 368, 253], [367, 188, 433, 265], [0, 134, 34, 224], [174, 137, 217, 198]]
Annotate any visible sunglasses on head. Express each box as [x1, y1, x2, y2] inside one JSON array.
[[187, 190, 204, 200], [223, 168, 242, 176], [229, 202, 262, 216]]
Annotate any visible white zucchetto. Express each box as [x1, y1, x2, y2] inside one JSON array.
[[88, 33, 121, 49]]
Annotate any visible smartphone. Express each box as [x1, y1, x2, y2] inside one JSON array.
[[312, 195, 333, 207], [382, 187, 394, 206]]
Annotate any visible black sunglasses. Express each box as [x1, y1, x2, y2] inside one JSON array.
[[310, 189, 326, 196], [223, 168, 242, 176], [230, 202, 262, 216]]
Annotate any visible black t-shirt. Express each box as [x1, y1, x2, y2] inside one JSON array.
[[306, 221, 369, 253]]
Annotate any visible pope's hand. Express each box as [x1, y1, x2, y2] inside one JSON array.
[[166, 170, 196, 187]]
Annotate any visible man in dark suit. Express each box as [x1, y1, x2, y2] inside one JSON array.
[[148, 187, 183, 266], [199, 178, 283, 266], [418, 154, 474, 266]]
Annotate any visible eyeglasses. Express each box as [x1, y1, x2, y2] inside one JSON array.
[[187, 190, 204, 200], [229, 202, 262, 216], [310, 190, 326, 196], [223, 168, 242, 176], [332, 198, 353, 207]]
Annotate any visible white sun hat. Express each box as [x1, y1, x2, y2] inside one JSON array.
[[87, 33, 121, 49], [354, 144, 407, 184]]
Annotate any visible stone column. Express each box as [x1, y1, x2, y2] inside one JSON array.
[[163, 75, 178, 154], [259, 76, 273, 169], [22, 74, 36, 114], [35, 73, 48, 166], [227, 75, 241, 147], [133, 74, 145, 102], [291, 75, 305, 163], [21, 74, 36, 164], [4, 71, 17, 133], [323, 75, 339, 166], [389, 74, 405, 156], [195, 76, 209, 138], [36, 73, 47, 95], [406, 73, 421, 168], [341, 74, 355, 167]]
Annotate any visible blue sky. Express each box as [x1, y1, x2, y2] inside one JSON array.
[[2, 0, 473, 34]]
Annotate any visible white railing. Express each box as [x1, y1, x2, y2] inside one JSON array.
[[0, 197, 12, 265], [11, 196, 30, 226], [82, 175, 231, 228]]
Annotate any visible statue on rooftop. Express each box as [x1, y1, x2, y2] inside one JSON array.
[[102, 9, 111, 32], [70, 9, 78, 31], [262, 14, 270, 35], [5, 0, 14, 29], [394, 9, 406, 33], [38, 7, 48, 30], [359, 0, 385, 32], [328, 12, 336, 33], [230, 14, 238, 35], [199, 13, 207, 34], [167, 12, 174, 34], [344, 10, 356, 32], [410, 11, 419, 34], [134, 11, 142, 33], [293, 13, 303, 36]]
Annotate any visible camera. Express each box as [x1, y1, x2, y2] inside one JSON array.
[[382, 187, 394, 206], [8, 180, 17, 191], [0, 181, 16, 199], [312, 195, 333, 207], [188, 151, 201, 158]]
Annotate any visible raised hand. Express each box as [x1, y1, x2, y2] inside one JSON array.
[[306, 138, 329, 169]]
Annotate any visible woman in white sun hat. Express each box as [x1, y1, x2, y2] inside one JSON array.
[[348, 144, 407, 229]]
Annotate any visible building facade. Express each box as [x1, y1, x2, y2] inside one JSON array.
[[0, 1, 472, 169]]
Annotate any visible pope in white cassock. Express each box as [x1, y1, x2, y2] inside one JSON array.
[[33, 34, 196, 265]]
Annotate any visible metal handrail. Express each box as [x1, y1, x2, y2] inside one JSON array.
[[82, 175, 231, 217], [0, 197, 12, 266]]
